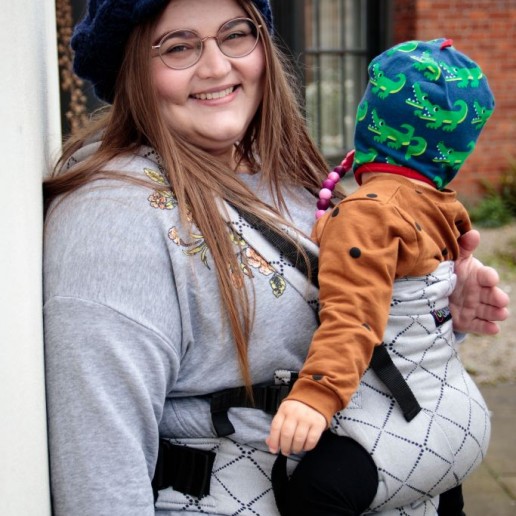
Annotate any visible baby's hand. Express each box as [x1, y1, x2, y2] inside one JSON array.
[[266, 400, 327, 456]]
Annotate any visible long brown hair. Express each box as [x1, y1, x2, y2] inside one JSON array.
[[44, 0, 335, 387]]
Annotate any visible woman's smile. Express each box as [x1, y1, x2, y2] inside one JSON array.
[[191, 85, 237, 101]]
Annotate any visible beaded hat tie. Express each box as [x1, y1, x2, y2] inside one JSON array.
[[316, 150, 354, 219]]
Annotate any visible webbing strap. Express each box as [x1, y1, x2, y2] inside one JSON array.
[[152, 439, 215, 500], [271, 453, 289, 516], [370, 345, 422, 422], [210, 383, 293, 437]]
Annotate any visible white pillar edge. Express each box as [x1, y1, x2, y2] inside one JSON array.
[[0, 1, 62, 513]]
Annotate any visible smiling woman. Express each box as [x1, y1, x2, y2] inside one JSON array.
[[42, 0, 509, 514]]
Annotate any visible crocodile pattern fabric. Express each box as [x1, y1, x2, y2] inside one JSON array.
[[353, 38, 495, 189]]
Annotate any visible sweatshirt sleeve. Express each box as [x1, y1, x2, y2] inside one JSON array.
[[44, 297, 180, 515], [287, 197, 420, 423]]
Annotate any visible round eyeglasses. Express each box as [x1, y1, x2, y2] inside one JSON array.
[[151, 17, 262, 70]]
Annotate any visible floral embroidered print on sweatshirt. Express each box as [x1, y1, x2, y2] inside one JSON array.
[[144, 166, 287, 298]]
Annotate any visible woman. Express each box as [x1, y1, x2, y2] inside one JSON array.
[[43, 0, 508, 514]]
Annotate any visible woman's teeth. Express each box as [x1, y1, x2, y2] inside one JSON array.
[[193, 86, 234, 100]]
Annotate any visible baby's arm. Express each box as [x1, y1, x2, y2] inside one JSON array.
[[268, 196, 416, 456]]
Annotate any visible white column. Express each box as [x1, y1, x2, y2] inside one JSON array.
[[0, 0, 61, 513]]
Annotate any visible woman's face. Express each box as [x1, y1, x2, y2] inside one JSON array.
[[151, 0, 266, 157]]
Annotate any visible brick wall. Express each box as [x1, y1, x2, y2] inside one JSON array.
[[393, 0, 516, 202]]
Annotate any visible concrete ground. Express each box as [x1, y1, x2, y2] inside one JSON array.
[[462, 383, 516, 516]]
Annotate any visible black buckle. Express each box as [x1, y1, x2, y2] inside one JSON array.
[[152, 439, 216, 500], [255, 384, 292, 414]]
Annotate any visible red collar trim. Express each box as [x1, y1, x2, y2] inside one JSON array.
[[354, 164, 436, 188]]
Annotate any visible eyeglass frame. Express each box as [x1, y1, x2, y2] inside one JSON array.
[[151, 17, 263, 70]]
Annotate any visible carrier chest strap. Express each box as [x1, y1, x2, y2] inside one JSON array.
[[210, 382, 295, 437]]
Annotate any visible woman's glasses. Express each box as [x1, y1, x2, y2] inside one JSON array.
[[151, 17, 262, 70]]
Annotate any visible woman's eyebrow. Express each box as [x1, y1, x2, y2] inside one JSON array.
[[153, 16, 247, 46], [152, 29, 198, 46]]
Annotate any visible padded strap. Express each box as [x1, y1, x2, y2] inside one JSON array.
[[228, 203, 319, 288]]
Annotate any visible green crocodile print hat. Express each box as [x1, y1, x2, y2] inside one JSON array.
[[353, 38, 495, 189]]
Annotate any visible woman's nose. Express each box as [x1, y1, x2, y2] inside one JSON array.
[[195, 38, 232, 78]]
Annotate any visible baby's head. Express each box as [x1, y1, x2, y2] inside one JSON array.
[[353, 38, 494, 189]]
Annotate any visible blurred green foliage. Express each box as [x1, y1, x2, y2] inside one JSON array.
[[470, 160, 516, 228]]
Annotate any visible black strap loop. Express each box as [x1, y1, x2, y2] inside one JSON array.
[[210, 387, 245, 437], [152, 439, 216, 501], [370, 344, 422, 422]]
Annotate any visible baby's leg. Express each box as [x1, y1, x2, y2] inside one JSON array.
[[437, 485, 465, 516], [286, 432, 378, 515]]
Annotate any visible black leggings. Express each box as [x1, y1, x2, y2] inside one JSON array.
[[281, 432, 465, 516], [438, 485, 466, 516], [285, 432, 378, 516]]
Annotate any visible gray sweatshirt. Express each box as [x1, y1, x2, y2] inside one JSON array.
[[44, 143, 319, 515]]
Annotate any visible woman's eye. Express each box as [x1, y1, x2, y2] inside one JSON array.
[[225, 31, 246, 41], [163, 43, 192, 54]]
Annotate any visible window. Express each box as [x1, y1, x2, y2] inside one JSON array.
[[57, 0, 103, 135], [271, 0, 392, 163]]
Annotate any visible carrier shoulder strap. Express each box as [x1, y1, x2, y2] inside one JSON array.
[[227, 202, 319, 288], [153, 203, 422, 504]]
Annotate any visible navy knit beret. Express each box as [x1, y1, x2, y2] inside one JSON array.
[[353, 38, 495, 189], [71, 0, 273, 103]]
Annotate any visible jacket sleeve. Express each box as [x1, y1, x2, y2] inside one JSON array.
[[287, 198, 420, 423]]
